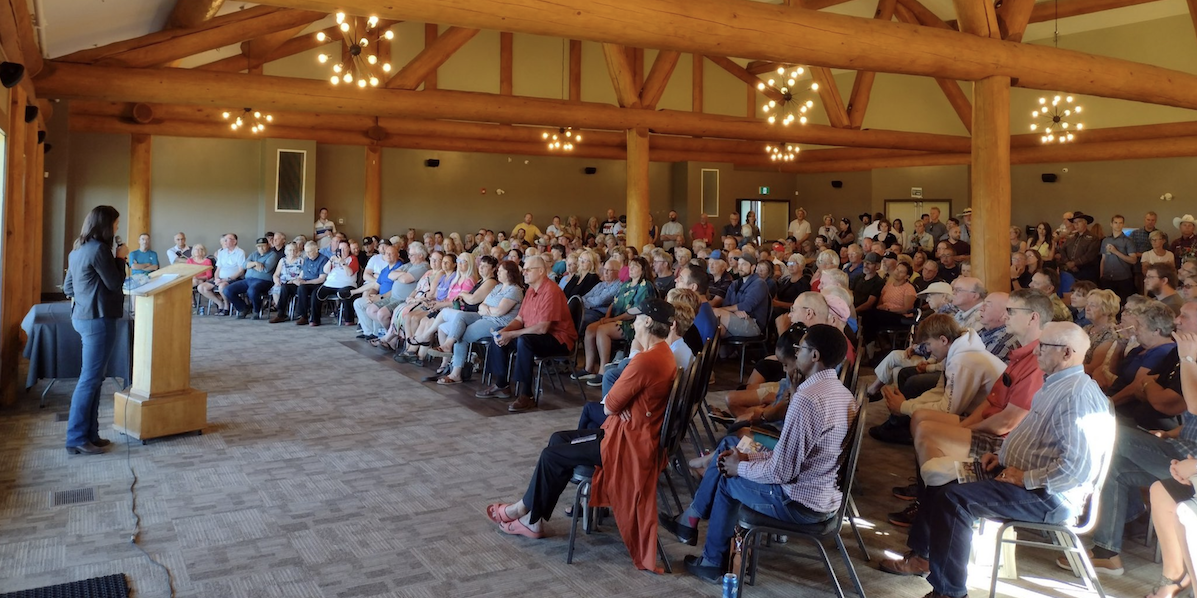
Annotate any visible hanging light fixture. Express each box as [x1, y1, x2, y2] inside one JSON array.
[[765, 143, 799, 162], [1027, 0, 1085, 144], [316, 13, 394, 88], [758, 65, 818, 127], [222, 108, 273, 134], [542, 127, 581, 151], [1029, 95, 1083, 144]]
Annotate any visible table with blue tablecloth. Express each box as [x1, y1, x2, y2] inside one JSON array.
[[20, 302, 133, 405]]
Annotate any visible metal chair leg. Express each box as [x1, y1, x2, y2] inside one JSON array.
[[567, 481, 585, 564], [835, 535, 867, 597]]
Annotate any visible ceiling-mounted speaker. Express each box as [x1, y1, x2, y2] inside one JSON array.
[[831, 180, 843, 188], [425, 159, 440, 168], [37, 130, 45, 144], [43, 143, 52, 154], [0, 62, 24, 88], [1041, 173, 1058, 183], [584, 167, 597, 175], [24, 105, 38, 123]]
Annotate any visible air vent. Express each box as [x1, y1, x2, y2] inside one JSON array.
[[51, 488, 95, 507]]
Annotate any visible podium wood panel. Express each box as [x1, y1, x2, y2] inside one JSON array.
[[115, 263, 207, 440]]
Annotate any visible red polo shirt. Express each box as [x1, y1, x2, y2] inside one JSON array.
[[518, 279, 577, 350], [690, 221, 715, 243], [979, 341, 1043, 421]]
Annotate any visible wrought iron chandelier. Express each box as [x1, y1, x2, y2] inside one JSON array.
[[758, 66, 818, 127], [222, 108, 272, 133], [316, 13, 394, 88], [543, 127, 581, 151], [1029, 95, 1083, 144], [765, 143, 799, 162]]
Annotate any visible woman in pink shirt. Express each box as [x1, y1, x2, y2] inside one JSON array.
[[863, 261, 917, 345]]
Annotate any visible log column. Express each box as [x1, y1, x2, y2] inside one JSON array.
[[23, 122, 41, 310], [1, 85, 29, 405], [128, 134, 152, 241], [364, 145, 381, 237], [625, 127, 650, 249], [970, 76, 1011, 292]]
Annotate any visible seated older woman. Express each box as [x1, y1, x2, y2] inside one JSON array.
[[485, 299, 679, 573], [573, 256, 654, 385], [309, 240, 358, 327], [371, 250, 441, 351], [560, 249, 601, 298], [410, 255, 496, 375], [1082, 288, 1121, 377], [395, 253, 475, 364], [186, 243, 213, 289], [270, 242, 303, 313], [434, 260, 524, 385]]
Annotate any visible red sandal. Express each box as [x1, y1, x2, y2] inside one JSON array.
[[485, 503, 517, 524], [497, 518, 544, 539]]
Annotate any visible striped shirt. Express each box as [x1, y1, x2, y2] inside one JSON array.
[[737, 368, 857, 513], [999, 365, 1115, 512], [978, 325, 1019, 362]]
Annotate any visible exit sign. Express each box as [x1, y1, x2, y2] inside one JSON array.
[[759, 186, 771, 195]]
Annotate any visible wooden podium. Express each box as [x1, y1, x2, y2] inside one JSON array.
[[114, 263, 208, 442]]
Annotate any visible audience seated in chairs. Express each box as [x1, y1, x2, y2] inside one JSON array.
[[351, 243, 402, 340], [433, 259, 524, 385], [186, 244, 213, 291], [308, 240, 359, 327], [198, 233, 247, 315], [713, 254, 769, 339], [271, 241, 328, 325], [880, 322, 1116, 598], [578, 257, 623, 329], [366, 243, 433, 347], [574, 256, 655, 384], [411, 255, 496, 374], [1102, 299, 1177, 425], [887, 288, 1052, 528], [485, 298, 677, 573], [658, 324, 853, 584], [395, 252, 478, 364], [374, 249, 442, 352], [475, 255, 577, 413], [223, 236, 279, 319]]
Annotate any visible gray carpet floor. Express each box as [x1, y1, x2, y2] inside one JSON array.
[[0, 314, 1159, 597]]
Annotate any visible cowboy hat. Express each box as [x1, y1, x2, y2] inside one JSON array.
[[1175, 214, 1197, 228], [1069, 211, 1094, 224]]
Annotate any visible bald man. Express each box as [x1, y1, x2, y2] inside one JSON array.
[[881, 321, 1116, 598]]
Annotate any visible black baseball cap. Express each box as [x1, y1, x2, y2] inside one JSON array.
[[625, 298, 675, 324]]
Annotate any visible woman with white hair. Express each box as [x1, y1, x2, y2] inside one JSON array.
[[810, 248, 841, 292]]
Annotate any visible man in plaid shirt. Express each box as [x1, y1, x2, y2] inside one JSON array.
[[659, 324, 856, 583]]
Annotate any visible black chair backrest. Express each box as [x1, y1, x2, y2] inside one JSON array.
[[567, 295, 585, 336], [659, 361, 699, 465], [691, 330, 720, 401], [845, 335, 864, 394], [830, 389, 868, 526]]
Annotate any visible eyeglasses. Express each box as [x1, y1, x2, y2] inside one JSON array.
[[1035, 342, 1069, 353], [1005, 307, 1035, 315]]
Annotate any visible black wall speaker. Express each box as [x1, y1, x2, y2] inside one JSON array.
[[584, 167, 597, 175], [24, 105, 37, 123], [37, 130, 45, 144], [831, 180, 843, 188], [0, 62, 24, 89], [425, 159, 440, 168], [1041, 173, 1058, 183]]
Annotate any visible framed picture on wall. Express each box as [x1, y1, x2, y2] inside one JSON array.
[[701, 168, 719, 216], [275, 149, 306, 213]]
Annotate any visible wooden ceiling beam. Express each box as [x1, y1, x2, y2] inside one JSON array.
[[253, 0, 1197, 110], [35, 62, 972, 151], [845, 0, 898, 129], [5, 0, 42, 76], [569, 40, 582, 101], [952, 0, 1000, 38], [809, 66, 850, 128], [197, 25, 339, 72], [602, 43, 641, 108], [996, 0, 1036, 42], [167, 0, 227, 29], [1028, 0, 1159, 23], [386, 26, 479, 89], [92, 8, 325, 68], [59, 6, 276, 63], [640, 50, 680, 110], [243, 23, 313, 60], [892, 3, 971, 132], [706, 56, 786, 103]]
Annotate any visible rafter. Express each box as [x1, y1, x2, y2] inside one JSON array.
[[35, 62, 973, 151], [893, 3, 971, 132], [197, 25, 338, 72], [602, 43, 641, 108], [845, 0, 898, 129], [569, 40, 582, 101], [995, 0, 1036, 42], [706, 56, 785, 103], [243, 24, 311, 61], [692, 54, 704, 112], [91, 8, 324, 68], [500, 32, 513, 95], [640, 50, 680, 109], [746, 61, 785, 75], [387, 26, 479, 89], [1028, 0, 1157, 23], [809, 66, 850, 128], [952, 0, 1000, 38]]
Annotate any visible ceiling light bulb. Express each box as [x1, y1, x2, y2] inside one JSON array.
[[254, 111, 261, 118], [783, 119, 790, 126], [1067, 133, 1074, 140], [767, 79, 775, 86], [767, 116, 776, 124], [547, 142, 553, 150], [336, 12, 345, 23], [790, 71, 798, 78], [316, 32, 326, 42], [1031, 111, 1038, 117], [1076, 123, 1083, 129], [344, 73, 352, 82], [800, 116, 807, 124], [333, 64, 342, 73], [575, 135, 581, 142], [1039, 97, 1046, 104], [357, 78, 366, 88], [340, 22, 349, 32], [235, 117, 242, 125], [810, 82, 819, 91], [765, 145, 771, 151], [384, 30, 394, 40], [777, 67, 785, 75], [787, 78, 795, 86], [757, 82, 765, 91], [1054, 95, 1061, 102], [318, 54, 328, 63], [552, 134, 558, 141], [360, 38, 369, 47], [382, 63, 392, 72], [368, 16, 379, 26], [1030, 124, 1037, 130], [1074, 106, 1082, 113], [369, 77, 378, 86], [565, 130, 572, 137], [266, 115, 272, 122], [230, 123, 237, 130], [1041, 107, 1048, 113], [762, 105, 770, 112], [799, 106, 807, 114], [331, 76, 339, 84], [367, 54, 377, 64], [542, 132, 549, 139], [1066, 96, 1074, 102], [1061, 122, 1069, 129], [222, 111, 230, 119], [805, 100, 813, 107], [768, 100, 776, 107], [796, 67, 804, 75]]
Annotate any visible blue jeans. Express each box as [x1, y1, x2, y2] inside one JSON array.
[[690, 436, 832, 565], [451, 318, 495, 369], [224, 278, 273, 314], [578, 401, 608, 430], [1093, 425, 1182, 553], [908, 481, 1073, 597], [600, 358, 630, 397], [67, 318, 117, 447]]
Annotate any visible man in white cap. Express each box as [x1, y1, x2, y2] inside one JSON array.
[[957, 208, 972, 243], [1171, 214, 1197, 266]]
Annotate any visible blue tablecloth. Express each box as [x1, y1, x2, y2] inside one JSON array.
[[20, 302, 133, 390]]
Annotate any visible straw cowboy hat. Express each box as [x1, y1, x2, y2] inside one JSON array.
[[1175, 214, 1197, 228]]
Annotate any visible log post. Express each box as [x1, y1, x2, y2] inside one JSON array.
[[22, 121, 40, 312], [29, 138, 45, 307], [364, 146, 382, 237], [1, 84, 28, 405], [626, 127, 650, 249], [970, 76, 1011, 293], [129, 134, 153, 242], [424, 24, 439, 90]]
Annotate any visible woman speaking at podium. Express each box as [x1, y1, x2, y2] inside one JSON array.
[[62, 205, 128, 455]]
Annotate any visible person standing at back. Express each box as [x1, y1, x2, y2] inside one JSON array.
[[62, 205, 128, 455]]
